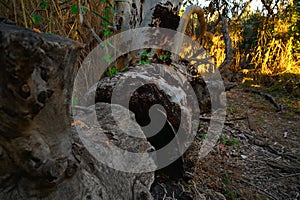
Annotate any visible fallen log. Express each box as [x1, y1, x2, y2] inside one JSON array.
[[0, 22, 154, 200], [83, 64, 209, 179]]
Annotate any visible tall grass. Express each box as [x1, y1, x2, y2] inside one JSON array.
[[0, 0, 115, 95], [252, 11, 300, 75], [0, 0, 115, 61]]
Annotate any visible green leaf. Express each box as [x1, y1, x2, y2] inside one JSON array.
[[103, 29, 111, 37], [122, 67, 129, 72], [105, 6, 111, 18], [106, 71, 111, 76], [229, 138, 239, 145], [40, 1, 49, 9], [71, 4, 78, 14], [219, 136, 228, 145], [80, 5, 87, 14], [100, 41, 105, 47], [222, 174, 231, 185], [102, 55, 112, 64], [141, 51, 150, 57], [73, 98, 78, 105], [32, 14, 41, 25], [91, 10, 112, 25], [110, 67, 117, 74], [105, 67, 118, 76], [140, 60, 150, 65]]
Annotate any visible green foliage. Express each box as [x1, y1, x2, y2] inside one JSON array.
[[71, 4, 79, 14], [222, 173, 231, 185], [200, 134, 206, 140], [221, 174, 238, 199], [80, 5, 87, 14], [102, 55, 112, 64], [241, 13, 261, 50], [219, 136, 239, 146], [103, 28, 111, 37], [288, 1, 300, 58], [105, 66, 119, 77], [139, 51, 152, 65], [72, 98, 78, 105], [250, 2, 300, 76], [31, 14, 41, 25], [158, 51, 170, 60], [139, 60, 150, 65], [40, 1, 49, 9], [226, 189, 237, 199]]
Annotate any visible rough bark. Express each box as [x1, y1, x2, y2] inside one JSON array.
[[113, 0, 183, 70], [219, 16, 235, 80], [0, 0, 218, 199], [114, 0, 183, 31], [0, 22, 82, 199], [81, 64, 211, 179], [0, 22, 154, 200]]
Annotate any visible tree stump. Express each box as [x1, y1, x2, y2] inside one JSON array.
[[0, 22, 154, 200]]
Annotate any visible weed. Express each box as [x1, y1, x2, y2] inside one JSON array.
[[219, 136, 239, 146]]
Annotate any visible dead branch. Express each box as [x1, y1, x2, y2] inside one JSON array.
[[245, 89, 282, 112]]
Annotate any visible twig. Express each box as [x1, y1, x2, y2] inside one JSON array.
[[245, 89, 282, 112], [20, 0, 27, 28], [84, 19, 103, 44], [227, 116, 248, 121], [269, 173, 300, 181], [267, 161, 300, 173], [192, 180, 204, 199], [200, 117, 233, 125], [239, 178, 279, 200]]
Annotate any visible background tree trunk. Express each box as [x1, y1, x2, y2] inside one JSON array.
[[219, 16, 235, 81], [115, 0, 183, 30]]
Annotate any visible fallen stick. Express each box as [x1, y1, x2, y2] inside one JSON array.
[[245, 89, 282, 112]]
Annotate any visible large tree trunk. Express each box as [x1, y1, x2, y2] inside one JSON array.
[[0, 22, 154, 200]]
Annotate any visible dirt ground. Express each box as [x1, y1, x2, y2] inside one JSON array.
[[152, 87, 300, 200]]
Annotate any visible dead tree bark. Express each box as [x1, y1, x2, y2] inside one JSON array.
[[114, 0, 183, 31], [0, 22, 154, 200], [0, 0, 219, 199], [83, 5, 215, 182], [0, 22, 82, 198]]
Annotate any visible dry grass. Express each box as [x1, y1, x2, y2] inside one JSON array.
[[0, 0, 114, 60], [0, 0, 115, 93], [252, 17, 300, 76]]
